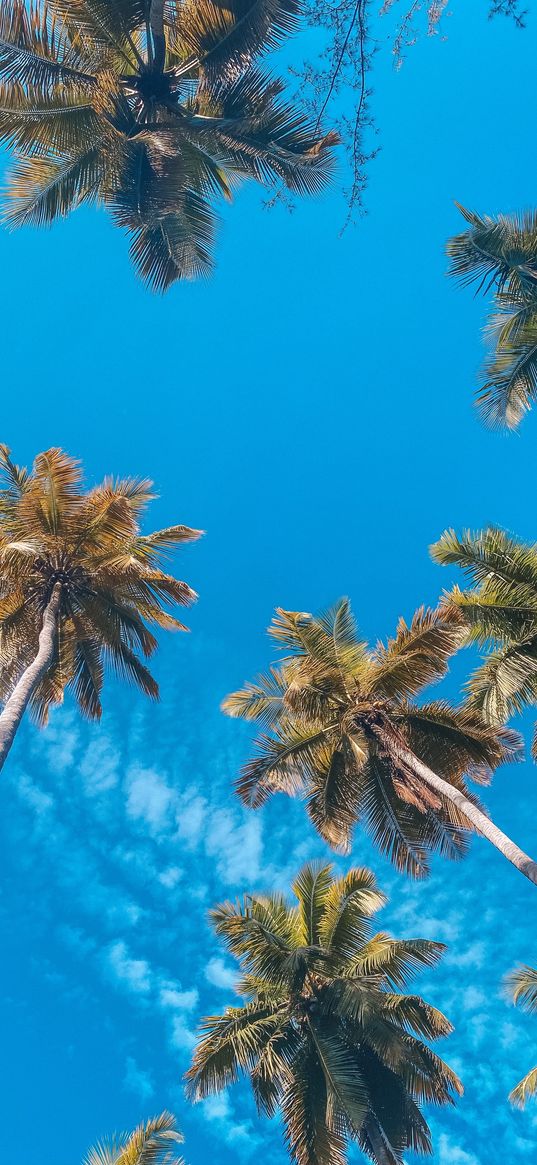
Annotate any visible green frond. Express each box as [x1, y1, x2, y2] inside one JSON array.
[[317, 867, 386, 960], [84, 1113, 184, 1165], [49, 0, 146, 54], [509, 1066, 537, 1108], [305, 738, 362, 854], [0, 0, 97, 90], [0, 83, 101, 155], [479, 313, 537, 429], [125, 198, 215, 292], [281, 1039, 347, 1165], [235, 720, 338, 808], [3, 139, 107, 227], [185, 1002, 286, 1099], [507, 964, 537, 1011], [401, 700, 522, 781], [359, 755, 432, 880], [432, 526, 537, 591], [173, 0, 302, 78], [447, 204, 537, 297], [370, 606, 464, 700], [293, 862, 334, 947], [351, 935, 445, 989], [222, 664, 290, 727]]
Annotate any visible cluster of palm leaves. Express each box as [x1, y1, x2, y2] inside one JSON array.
[[0, 0, 338, 289], [223, 598, 526, 880], [187, 861, 461, 1165], [507, 966, 537, 1108], [432, 526, 537, 744], [0, 443, 199, 738], [448, 204, 537, 428]]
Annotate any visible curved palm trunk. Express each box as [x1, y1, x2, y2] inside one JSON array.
[[400, 746, 537, 887], [149, 0, 166, 72], [0, 584, 61, 774]]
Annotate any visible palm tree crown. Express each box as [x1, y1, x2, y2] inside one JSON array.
[[447, 204, 537, 428], [85, 1112, 184, 1165], [0, 444, 200, 723], [432, 526, 537, 749], [0, 0, 338, 290], [186, 861, 462, 1165], [506, 965, 537, 1109], [223, 599, 520, 879]]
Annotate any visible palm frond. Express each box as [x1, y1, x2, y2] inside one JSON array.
[[509, 1067, 537, 1109], [3, 139, 107, 226], [507, 964, 537, 1012], [174, 0, 301, 78], [370, 606, 464, 700]]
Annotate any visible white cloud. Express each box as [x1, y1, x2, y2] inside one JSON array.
[[159, 983, 199, 1012], [126, 766, 175, 833], [159, 865, 183, 888], [462, 986, 487, 1011], [169, 1015, 197, 1052], [205, 957, 237, 991], [206, 810, 262, 885], [123, 1056, 154, 1101], [106, 941, 152, 995], [80, 737, 120, 795], [438, 1134, 479, 1165]]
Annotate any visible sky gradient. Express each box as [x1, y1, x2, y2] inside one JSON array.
[[1, 5, 536, 1164]]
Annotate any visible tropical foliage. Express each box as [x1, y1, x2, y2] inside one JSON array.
[[506, 966, 537, 1108], [0, 443, 200, 724], [222, 598, 525, 879], [447, 204, 537, 428], [84, 1112, 184, 1165], [0, 0, 338, 290], [186, 860, 462, 1165], [432, 526, 537, 749]]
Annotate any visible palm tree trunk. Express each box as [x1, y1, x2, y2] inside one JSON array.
[[400, 746, 537, 886], [0, 584, 61, 774], [149, 0, 166, 71], [363, 1118, 395, 1165]]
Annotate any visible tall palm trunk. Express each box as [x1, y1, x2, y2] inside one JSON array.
[[149, 0, 166, 71], [0, 583, 61, 774], [399, 746, 537, 886]]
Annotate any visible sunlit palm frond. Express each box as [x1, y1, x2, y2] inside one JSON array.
[[174, 0, 302, 79], [0, 0, 338, 287], [369, 606, 464, 700], [0, 444, 197, 723]]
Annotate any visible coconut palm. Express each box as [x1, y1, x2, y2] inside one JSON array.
[[506, 965, 537, 1108], [222, 599, 537, 883], [186, 860, 462, 1165], [0, 443, 200, 772], [0, 0, 338, 291], [447, 204, 537, 428], [84, 1112, 185, 1165], [431, 526, 537, 752]]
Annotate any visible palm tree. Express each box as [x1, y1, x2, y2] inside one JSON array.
[[0, 443, 201, 772], [85, 1112, 184, 1165], [506, 965, 537, 1108], [186, 860, 462, 1165], [447, 204, 537, 428], [0, 0, 338, 291], [431, 526, 537, 751], [221, 599, 537, 884]]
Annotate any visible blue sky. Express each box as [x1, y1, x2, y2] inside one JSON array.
[[1, 4, 537, 1164]]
